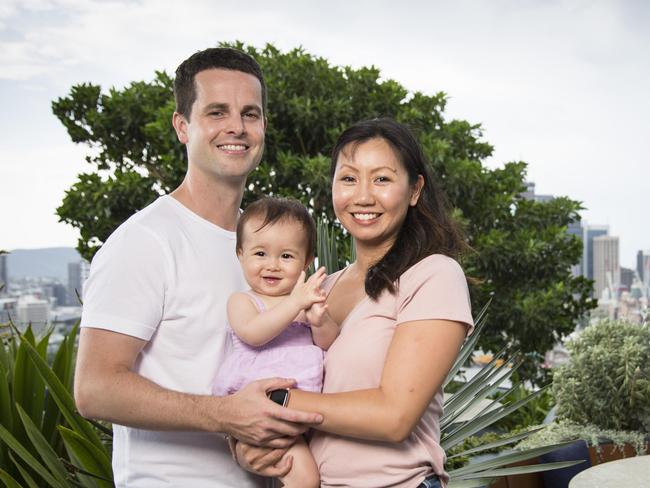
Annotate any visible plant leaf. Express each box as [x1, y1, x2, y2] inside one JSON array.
[[7, 451, 40, 488], [452, 460, 585, 480], [59, 426, 113, 486], [449, 440, 581, 477], [0, 425, 63, 488], [0, 468, 23, 488], [447, 427, 545, 459], [16, 404, 68, 486]]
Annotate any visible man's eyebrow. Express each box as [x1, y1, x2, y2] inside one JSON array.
[[241, 104, 262, 114], [203, 102, 228, 112]]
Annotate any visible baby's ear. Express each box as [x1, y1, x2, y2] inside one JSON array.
[[236, 249, 243, 261], [304, 256, 315, 271]]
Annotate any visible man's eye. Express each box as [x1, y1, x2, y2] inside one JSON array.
[[244, 112, 260, 119], [209, 111, 224, 117]]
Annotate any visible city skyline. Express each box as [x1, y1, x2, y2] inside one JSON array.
[[1, 1, 648, 268]]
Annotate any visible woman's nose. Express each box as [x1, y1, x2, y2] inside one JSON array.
[[353, 181, 375, 205]]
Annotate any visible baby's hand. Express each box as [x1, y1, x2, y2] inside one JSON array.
[[306, 301, 329, 327], [290, 267, 327, 310]]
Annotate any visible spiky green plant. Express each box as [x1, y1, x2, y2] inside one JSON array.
[[0, 322, 113, 487]]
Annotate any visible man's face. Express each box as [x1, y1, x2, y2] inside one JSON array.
[[174, 68, 266, 182]]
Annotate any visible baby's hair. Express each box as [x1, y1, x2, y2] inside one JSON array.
[[236, 197, 317, 261]]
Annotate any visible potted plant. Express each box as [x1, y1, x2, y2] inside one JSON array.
[[513, 320, 650, 487]]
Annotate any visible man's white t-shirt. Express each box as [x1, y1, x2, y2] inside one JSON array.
[[81, 195, 264, 487]]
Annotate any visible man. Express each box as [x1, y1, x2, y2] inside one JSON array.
[[74, 47, 322, 487]]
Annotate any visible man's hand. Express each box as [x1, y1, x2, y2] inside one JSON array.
[[235, 441, 294, 477], [218, 377, 322, 447]]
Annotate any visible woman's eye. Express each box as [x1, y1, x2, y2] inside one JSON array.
[[341, 175, 355, 183], [375, 176, 390, 183]]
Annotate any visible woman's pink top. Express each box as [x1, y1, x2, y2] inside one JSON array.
[[310, 254, 474, 488]]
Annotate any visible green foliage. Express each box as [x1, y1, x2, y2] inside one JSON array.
[[53, 42, 596, 382], [516, 420, 650, 457], [491, 383, 554, 432], [552, 320, 650, 432], [0, 323, 113, 487]]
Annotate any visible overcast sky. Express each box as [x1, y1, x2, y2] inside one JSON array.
[[1, 0, 648, 267]]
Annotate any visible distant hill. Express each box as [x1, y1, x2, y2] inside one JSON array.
[[6, 247, 83, 281]]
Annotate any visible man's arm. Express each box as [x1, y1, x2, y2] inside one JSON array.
[[74, 327, 323, 447]]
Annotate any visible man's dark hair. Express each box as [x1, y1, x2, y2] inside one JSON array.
[[174, 47, 266, 120], [331, 118, 468, 300], [236, 197, 317, 262]]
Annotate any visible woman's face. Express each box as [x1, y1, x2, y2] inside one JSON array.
[[332, 137, 423, 250]]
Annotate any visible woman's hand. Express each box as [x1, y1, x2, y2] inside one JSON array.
[[235, 440, 294, 477]]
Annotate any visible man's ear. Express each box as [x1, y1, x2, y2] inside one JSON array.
[[172, 112, 189, 144]]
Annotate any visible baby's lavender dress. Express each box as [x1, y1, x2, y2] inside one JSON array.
[[213, 291, 324, 395]]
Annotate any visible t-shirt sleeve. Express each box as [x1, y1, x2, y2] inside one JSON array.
[[80, 222, 168, 340], [395, 255, 474, 335]]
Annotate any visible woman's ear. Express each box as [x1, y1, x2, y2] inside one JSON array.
[[410, 175, 425, 206]]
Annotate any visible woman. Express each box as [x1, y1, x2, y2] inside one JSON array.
[[239, 118, 474, 488]]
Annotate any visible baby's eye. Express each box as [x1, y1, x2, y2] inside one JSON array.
[[254, 251, 266, 257], [281, 253, 294, 259]]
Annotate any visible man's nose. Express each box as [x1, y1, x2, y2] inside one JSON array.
[[224, 114, 245, 135]]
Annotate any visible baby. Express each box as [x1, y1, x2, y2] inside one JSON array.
[[213, 197, 340, 488]]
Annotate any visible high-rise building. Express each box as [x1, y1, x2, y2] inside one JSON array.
[[16, 295, 50, 334], [42, 282, 69, 307], [521, 181, 554, 202], [0, 297, 17, 323], [620, 267, 634, 290], [637, 250, 650, 284], [67, 260, 90, 305], [583, 225, 609, 281], [593, 235, 620, 299], [567, 220, 583, 277], [0, 253, 7, 295]]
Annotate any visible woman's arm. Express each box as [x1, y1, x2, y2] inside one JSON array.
[[288, 319, 467, 442]]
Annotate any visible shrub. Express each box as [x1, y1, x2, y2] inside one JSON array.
[[552, 320, 650, 433]]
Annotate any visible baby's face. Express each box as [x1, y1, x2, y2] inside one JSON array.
[[238, 217, 310, 297]]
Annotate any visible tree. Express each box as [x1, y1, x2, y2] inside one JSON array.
[[53, 42, 596, 382]]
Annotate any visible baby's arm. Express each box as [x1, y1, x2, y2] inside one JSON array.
[[228, 268, 327, 347], [306, 304, 340, 350]]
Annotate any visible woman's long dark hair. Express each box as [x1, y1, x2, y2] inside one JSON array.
[[331, 118, 468, 300]]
